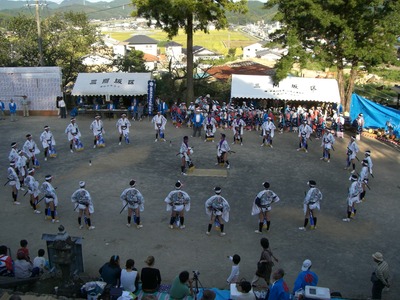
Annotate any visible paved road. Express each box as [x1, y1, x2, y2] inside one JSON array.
[[0, 115, 399, 299]]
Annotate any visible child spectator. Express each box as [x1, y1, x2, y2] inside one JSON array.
[[33, 249, 48, 273], [227, 254, 241, 284], [17, 239, 31, 262], [0, 245, 14, 276], [14, 251, 39, 279]]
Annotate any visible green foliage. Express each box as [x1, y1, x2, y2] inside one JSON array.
[[371, 68, 400, 82], [266, 0, 400, 109], [114, 49, 147, 72], [0, 30, 12, 67], [3, 12, 99, 85]]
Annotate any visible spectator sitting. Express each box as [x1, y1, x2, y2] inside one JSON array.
[[292, 259, 318, 298], [17, 239, 31, 262], [268, 269, 290, 300], [33, 249, 49, 273], [169, 271, 193, 300], [141, 255, 162, 293], [99, 255, 122, 287], [120, 259, 139, 293], [201, 290, 216, 300], [235, 280, 256, 300], [0, 245, 14, 277], [14, 251, 39, 279]]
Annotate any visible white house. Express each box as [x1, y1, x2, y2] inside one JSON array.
[[243, 42, 265, 59], [103, 36, 128, 57], [183, 46, 223, 62], [124, 35, 158, 57], [256, 48, 288, 61], [165, 41, 183, 64]]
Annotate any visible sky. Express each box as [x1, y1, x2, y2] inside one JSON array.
[[9, 0, 268, 4]]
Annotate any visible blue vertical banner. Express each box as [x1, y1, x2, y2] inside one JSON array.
[[147, 80, 156, 116]]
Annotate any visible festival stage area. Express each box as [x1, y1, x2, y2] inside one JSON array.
[[0, 115, 398, 299]]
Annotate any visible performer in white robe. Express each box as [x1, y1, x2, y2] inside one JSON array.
[[120, 180, 145, 228], [251, 182, 280, 233], [40, 126, 56, 161], [205, 187, 230, 236], [41, 175, 59, 223], [8, 142, 19, 163], [65, 118, 82, 152], [151, 111, 167, 142], [71, 181, 95, 230], [90, 115, 105, 148], [232, 115, 246, 145], [23, 134, 40, 168], [203, 115, 217, 142], [24, 168, 41, 214], [164, 181, 191, 229], [320, 130, 335, 162], [7, 161, 20, 205], [299, 180, 322, 231], [364, 150, 373, 175], [345, 136, 359, 173], [116, 113, 131, 145], [179, 136, 194, 175], [297, 120, 313, 153], [16, 150, 27, 186], [217, 133, 231, 169], [359, 159, 370, 202], [261, 118, 276, 147], [343, 174, 363, 222]]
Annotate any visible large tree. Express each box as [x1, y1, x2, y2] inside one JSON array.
[[265, 0, 400, 111], [131, 0, 248, 102], [5, 12, 99, 85]]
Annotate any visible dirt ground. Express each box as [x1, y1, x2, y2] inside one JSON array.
[[0, 114, 399, 299]]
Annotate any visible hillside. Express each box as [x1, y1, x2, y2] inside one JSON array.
[[0, 0, 276, 23]]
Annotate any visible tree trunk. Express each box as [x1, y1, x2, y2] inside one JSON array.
[[337, 67, 345, 112], [345, 67, 358, 113], [186, 15, 194, 104]]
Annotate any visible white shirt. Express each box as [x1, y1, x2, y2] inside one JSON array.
[[120, 269, 138, 292]]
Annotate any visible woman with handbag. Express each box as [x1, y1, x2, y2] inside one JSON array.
[[251, 238, 278, 287]]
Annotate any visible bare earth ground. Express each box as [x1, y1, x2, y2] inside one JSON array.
[[0, 114, 399, 299]]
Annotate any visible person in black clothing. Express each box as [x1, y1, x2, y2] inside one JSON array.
[[99, 255, 122, 287], [140, 255, 161, 293]]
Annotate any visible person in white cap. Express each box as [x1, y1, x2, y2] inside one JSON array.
[[345, 136, 359, 173], [371, 251, 390, 299], [24, 168, 41, 214], [299, 180, 322, 231], [8, 142, 19, 162], [41, 175, 59, 223], [342, 174, 363, 222], [251, 182, 280, 234], [261, 117, 276, 147], [116, 113, 131, 145], [297, 120, 313, 153], [65, 117, 82, 153], [71, 181, 95, 230], [151, 111, 167, 142], [320, 129, 335, 162], [7, 161, 21, 205], [40, 125, 56, 161], [90, 114, 105, 148], [164, 181, 191, 229], [217, 133, 231, 169], [205, 187, 230, 236], [292, 259, 318, 297], [23, 134, 40, 168], [191, 109, 204, 138], [120, 180, 144, 228], [232, 114, 246, 145]]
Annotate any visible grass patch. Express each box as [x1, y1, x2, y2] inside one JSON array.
[[103, 29, 258, 56]]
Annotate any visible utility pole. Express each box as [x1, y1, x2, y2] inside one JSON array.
[[35, 0, 44, 66]]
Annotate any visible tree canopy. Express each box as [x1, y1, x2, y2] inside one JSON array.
[[265, 0, 400, 111], [131, 0, 248, 102], [1, 12, 99, 85]]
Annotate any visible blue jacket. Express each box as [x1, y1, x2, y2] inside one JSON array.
[[192, 113, 205, 128], [9, 102, 17, 113], [268, 278, 290, 300], [293, 270, 318, 297]]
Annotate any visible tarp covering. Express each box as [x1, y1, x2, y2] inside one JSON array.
[[71, 72, 152, 96], [0, 67, 62, 110], [231, 74, 340, 103], [350, 93, 400, 137]]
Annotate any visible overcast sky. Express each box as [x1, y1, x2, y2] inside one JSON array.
[[23, 0, 268, 4]]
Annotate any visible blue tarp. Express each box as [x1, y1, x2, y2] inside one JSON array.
[[350, 93, 400, 138]]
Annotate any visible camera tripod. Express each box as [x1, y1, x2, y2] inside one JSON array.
[[192, 271, 204, 300]]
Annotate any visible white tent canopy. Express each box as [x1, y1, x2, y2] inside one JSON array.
[[231, 74, 340, 103], [71, 72, 152, 96]]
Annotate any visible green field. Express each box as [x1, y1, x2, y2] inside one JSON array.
[[103, 29, 258, 56]]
